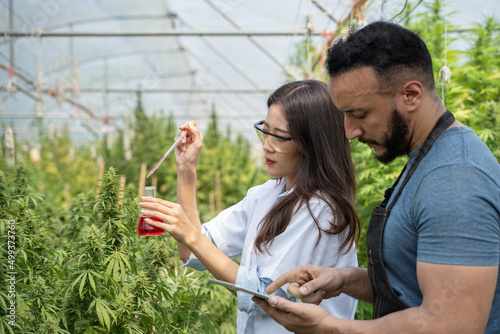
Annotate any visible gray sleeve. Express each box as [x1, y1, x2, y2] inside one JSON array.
[[412, 164, 500, 265]]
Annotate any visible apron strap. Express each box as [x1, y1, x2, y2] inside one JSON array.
[[386, 110, 455, 211], [367, 110, 456, 318]]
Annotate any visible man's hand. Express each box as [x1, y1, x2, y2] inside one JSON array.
[[258, 263, 497, 334], [266, 264, 343, 304], [253, 296, 334, 334], [266, 264, 372, 304]]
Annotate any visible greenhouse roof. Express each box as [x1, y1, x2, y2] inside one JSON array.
[[0, 0, 498, 145]]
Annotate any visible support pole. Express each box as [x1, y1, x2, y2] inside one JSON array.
[[151, 176, 157, 190], [215, 170, 221, 214], [138, 163, 147, 197], [69, 87, 273, 93], [0, 30, 321, 37], [103, 56, 108, 114], [96, 159, 105, 199], [209, 191, 215, 218], [9, 0, 14, 68], [64, 182, 71, 209], [118, 175, 126, 206]]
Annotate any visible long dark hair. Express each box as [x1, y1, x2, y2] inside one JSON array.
[[254, 80, 360, 254]]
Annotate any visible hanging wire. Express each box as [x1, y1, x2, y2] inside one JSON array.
[[396, 0, 425, 24], [389, 0, 408, 21], [438, 0, 451, 105], [380, 0, 388, 20], [305, 0, 316, 79], [289, 0, 304, 58]]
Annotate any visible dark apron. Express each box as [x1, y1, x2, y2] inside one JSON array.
[[366, 110, 456, 319]]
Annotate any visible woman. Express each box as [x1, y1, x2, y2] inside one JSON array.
[[139, 80, 360, 333]]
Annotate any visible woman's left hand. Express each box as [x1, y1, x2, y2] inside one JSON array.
[[139, 196, 197, 245]]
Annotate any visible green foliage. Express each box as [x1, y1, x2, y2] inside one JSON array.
[[0, 171, 10, 219], [0, 166, 232, 333], [0, 104, 257, 331], [445, 18, 500, 161]]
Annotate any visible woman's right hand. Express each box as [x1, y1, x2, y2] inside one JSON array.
[[175, 121, 203, 170], [139, 196, 198, 248]]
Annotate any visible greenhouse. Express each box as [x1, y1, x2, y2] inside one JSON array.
[[1, 0, 499, 333]]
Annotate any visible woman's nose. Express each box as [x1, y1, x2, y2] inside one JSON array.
[[262, 137, 275, 152]]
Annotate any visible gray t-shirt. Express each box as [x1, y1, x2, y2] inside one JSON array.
[[383, 126, 500, 333]]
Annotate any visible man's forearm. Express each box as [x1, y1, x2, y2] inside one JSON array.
[[341, 267, 373, 304], [322, 304, 487, 334], [323, 308, 424, 334]]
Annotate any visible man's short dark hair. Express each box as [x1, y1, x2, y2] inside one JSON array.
[[326, 21, 435, 92]]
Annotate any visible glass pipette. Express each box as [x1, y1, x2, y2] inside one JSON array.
[[146, 130, 186, 179]]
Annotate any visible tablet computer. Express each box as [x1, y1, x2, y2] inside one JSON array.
[[208, 278, 270, 300]]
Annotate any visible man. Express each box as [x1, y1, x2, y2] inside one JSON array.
[[254, 21, 500, 333]]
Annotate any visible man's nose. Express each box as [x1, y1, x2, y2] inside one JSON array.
[[344, 115, 363, 140]]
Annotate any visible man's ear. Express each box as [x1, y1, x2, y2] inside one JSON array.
[[401, 81, 423, 112]]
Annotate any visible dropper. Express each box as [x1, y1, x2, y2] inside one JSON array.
[[146, 130, 187, 179]]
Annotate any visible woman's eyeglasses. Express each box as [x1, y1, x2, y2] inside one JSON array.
[[254, 120, 296, 153]]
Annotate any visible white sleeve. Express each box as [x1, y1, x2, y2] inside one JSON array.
[[236, 264, 294, 316], [201, 195, 250, 259], [183, 186, 256, 270]]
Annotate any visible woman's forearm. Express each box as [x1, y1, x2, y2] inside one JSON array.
[[185, 230, 240, 294], [176, 165, 201, 261]]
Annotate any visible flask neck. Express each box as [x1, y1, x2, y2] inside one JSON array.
[[144, 186, 156, 198]]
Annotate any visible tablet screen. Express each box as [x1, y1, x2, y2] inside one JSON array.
[[208, 278, 270, 300]]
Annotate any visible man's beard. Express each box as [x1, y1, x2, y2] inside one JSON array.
[[360, 109, 410, 164]]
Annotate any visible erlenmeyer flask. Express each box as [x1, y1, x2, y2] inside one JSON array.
[[137, 186, 165, 236]]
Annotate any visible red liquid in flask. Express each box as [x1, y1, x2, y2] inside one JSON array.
[[137, 216, 165, 236]]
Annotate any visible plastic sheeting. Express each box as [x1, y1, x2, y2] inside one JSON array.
[[1, 0, 203, 144], [0, 0, 497, 145]]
